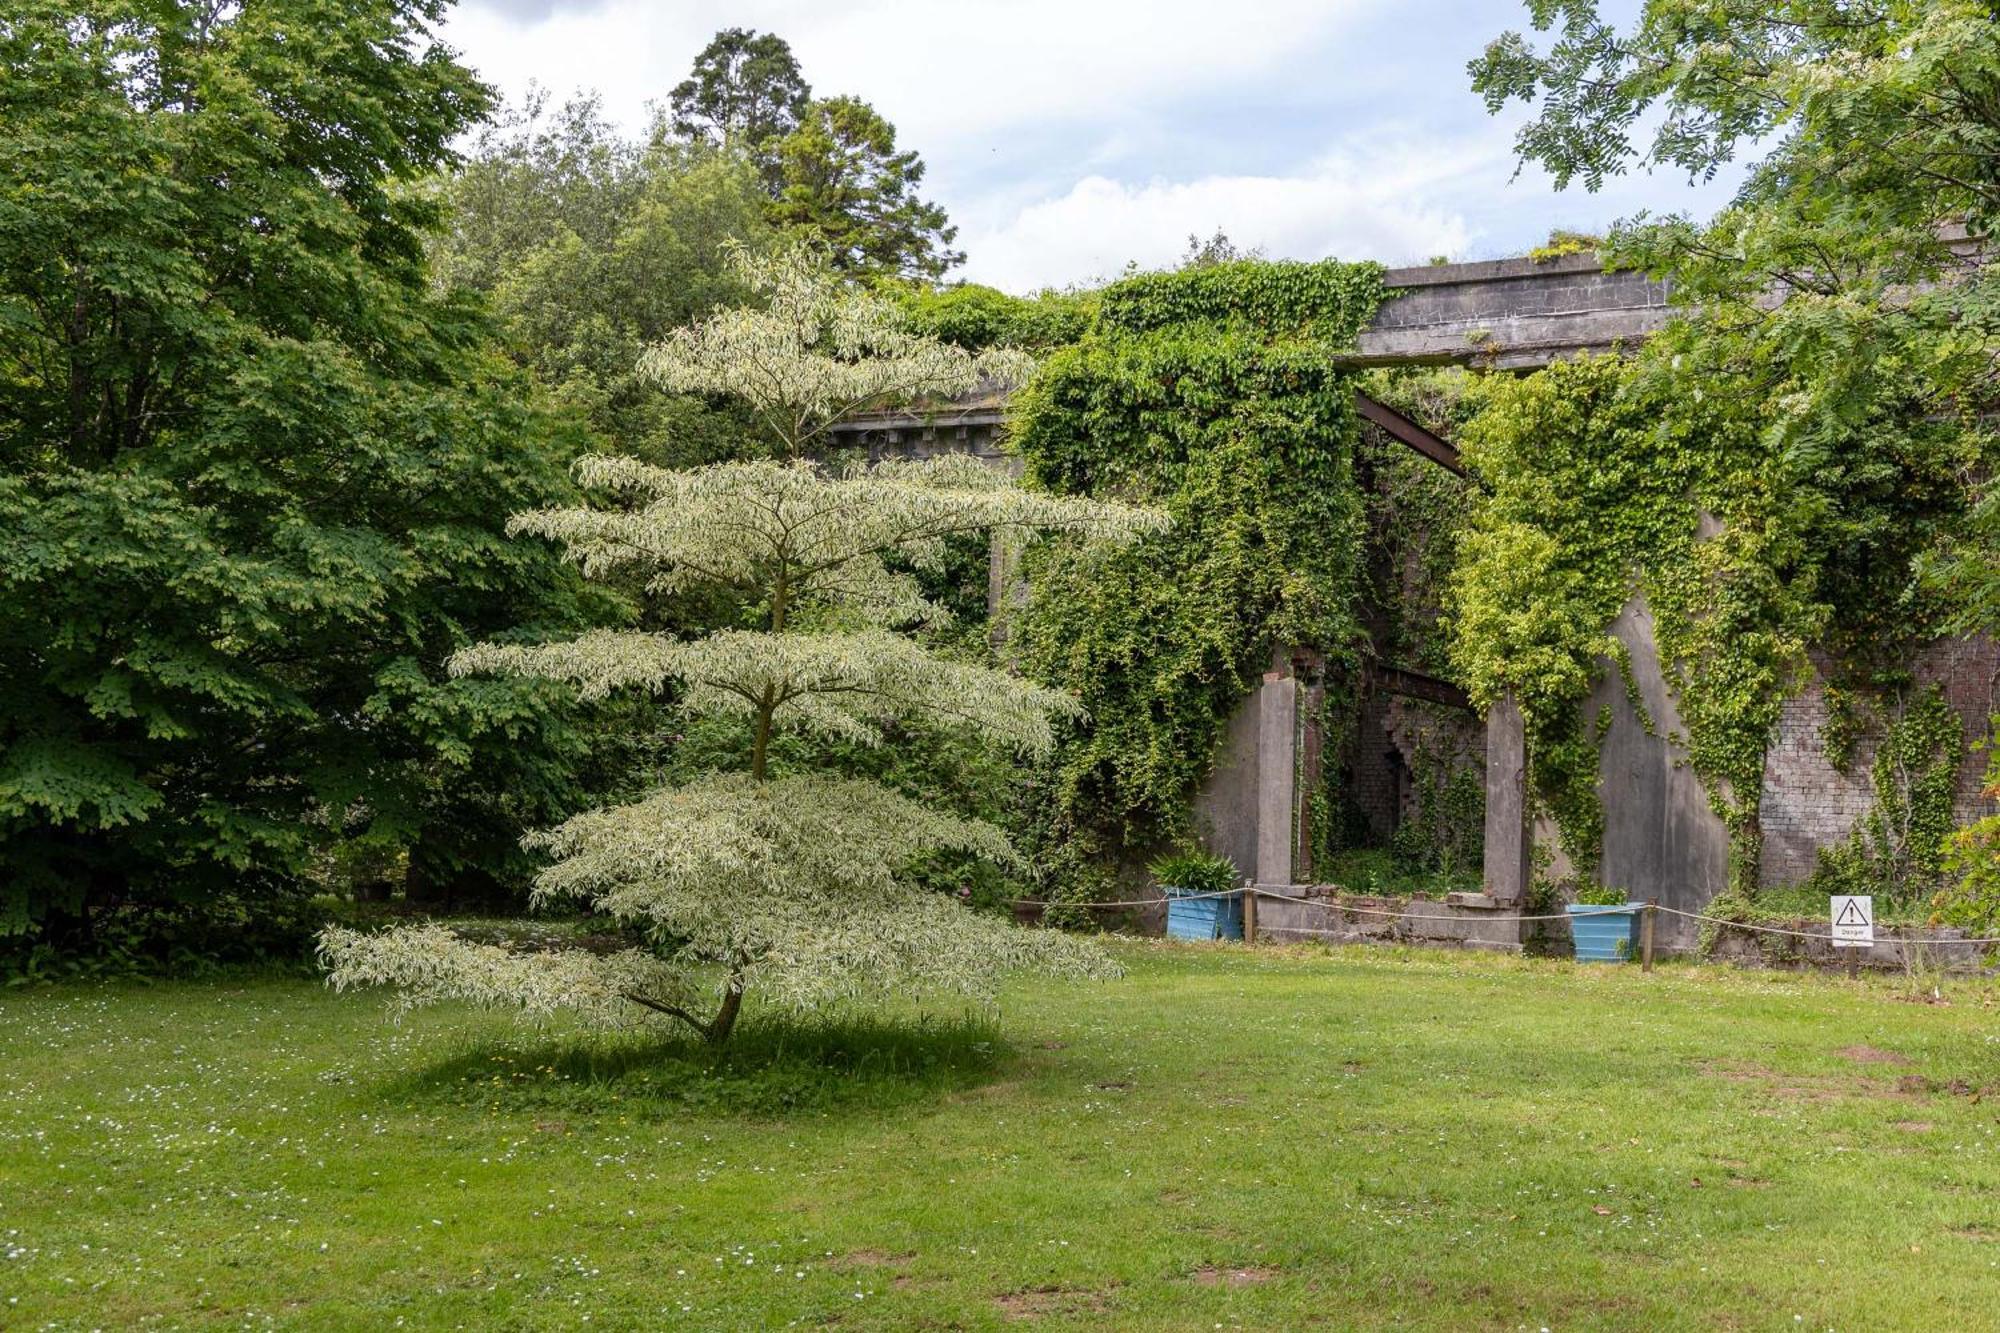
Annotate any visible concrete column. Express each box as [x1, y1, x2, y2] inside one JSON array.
[[1482, 692, 1532, 905], [1255, 671, 1298, 886]]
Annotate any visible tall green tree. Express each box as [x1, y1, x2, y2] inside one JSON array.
[[665, 27, 811, 193], [771, 96, 964, 282], [0, 0, 602, 936], [428, 87, 643, 295], [323, 246, 1159, 1044], [432, 96, 775, 468], [657, 30, 962, 282]]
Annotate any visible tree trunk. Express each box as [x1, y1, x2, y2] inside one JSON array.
[[704, 964, 747, 1046]]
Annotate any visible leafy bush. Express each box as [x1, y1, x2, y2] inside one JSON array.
[[1, 889, 348, 984], [1148, 851, 1240, 896], [1573, 883, 1631, 907], [1318, 848, 1479, 899], [1935, 728, 2000, 934]]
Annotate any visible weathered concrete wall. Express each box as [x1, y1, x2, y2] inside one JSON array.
[[1482, 695, 1532, 905], [1593, 599, 1731, 940], [1255, 674, 1298, 885], [1254, 888, 1531, 952], [1192, 689, 1264, 883], [1189, 670, 1300, 888], [1356, 253, 1671, 371], [1705, 921, 1991, 974]]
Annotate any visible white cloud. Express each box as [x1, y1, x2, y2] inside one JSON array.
[[957, 138, 1490, 291], [445, 0, 1383, 150], [440, 0, 1750, 293]]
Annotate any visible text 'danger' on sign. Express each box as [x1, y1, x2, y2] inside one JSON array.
[[1831, 895, 1873, 949]]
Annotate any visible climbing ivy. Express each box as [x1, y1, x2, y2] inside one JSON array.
[[1450, 314, 1972, 895], [1012, 259, 1385, 886], [1386, 703, 1486, 881], [1355, 369, 1479, 677], [894, 282, 1097, 353], [1939, 730, 2000, 934], [1804, 686, 1965, 911], [1448, 352, 1817, 887]]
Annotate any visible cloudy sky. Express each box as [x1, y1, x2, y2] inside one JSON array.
[[441, 0, 1748, 293]]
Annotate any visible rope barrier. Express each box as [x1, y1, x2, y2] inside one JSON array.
[[1008, 886, 2000, 948]]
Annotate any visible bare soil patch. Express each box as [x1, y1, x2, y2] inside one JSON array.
[[1837, 1045, 1912, 1065], [993, 1285, 1116, 1320]]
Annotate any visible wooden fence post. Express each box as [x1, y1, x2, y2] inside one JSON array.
[[1242, 885, 1258, 945], [1641, 898, 1657, 973]]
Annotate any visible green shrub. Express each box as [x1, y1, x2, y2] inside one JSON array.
[[1148, 850, 1239, 897], [1573, 883, 1631, 907]]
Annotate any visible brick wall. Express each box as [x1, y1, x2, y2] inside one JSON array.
[[1759, 638, 1999, 888]]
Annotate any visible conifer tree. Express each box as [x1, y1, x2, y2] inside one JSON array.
[[322, 246, 1165, 1043]]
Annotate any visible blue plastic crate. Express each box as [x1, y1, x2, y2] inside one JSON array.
[[1166, 888, 1244, 941], [1567, 903, 1642, 963]]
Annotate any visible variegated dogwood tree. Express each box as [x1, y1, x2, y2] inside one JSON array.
[[321, 244, 1165, 1044]]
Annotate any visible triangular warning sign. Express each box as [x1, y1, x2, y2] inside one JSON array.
[[1835, 899, 1870, 926]]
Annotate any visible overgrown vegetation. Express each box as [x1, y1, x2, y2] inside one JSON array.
[[1457, 0, 1997, 904], [0, 0, 610, 943], [321, 247, 1159, 1044], [1449, 353, 1816, 889], [0, 8, 992, 970], [1010, 258, 1386, 893]]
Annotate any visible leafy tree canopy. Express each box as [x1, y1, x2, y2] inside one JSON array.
[[665, 26, 811, 190], [770, 95, 965, 282], [324, 248, 1162, 1043], [0, 0, 604, 935]]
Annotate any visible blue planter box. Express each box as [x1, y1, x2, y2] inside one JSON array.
[[1568, 903, 1643, 962], [1166, 887, 1243, 941]]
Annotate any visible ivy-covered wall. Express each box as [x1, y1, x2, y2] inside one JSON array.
[[1009, 258, 1386, 892], [1448, 334, 1983, 912]]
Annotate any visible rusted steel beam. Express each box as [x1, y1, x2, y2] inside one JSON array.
[[1354, 393, 1465, 477]]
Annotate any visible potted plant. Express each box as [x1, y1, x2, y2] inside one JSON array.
[[1150, 851, 1243, 941], [1567, 884, 1643, 963]]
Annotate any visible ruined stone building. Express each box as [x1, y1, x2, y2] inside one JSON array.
[[833, 250, 1998, 941]]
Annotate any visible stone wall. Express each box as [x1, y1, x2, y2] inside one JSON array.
[[1253, 887, 1535, 952]]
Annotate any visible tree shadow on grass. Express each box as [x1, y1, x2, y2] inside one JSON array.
[[384, 1011, 1012, 1119]]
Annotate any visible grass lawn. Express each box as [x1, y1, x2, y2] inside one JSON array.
[[7, 943, 2000, 1329]]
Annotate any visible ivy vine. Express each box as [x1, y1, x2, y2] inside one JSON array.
[[1012, 258, 1386, 886], [1450, 317, 1969, 896], [1448, 352, 1815, 887]]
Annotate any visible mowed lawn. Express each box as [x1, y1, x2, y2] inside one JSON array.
[[7, 944, 2000, 1329]]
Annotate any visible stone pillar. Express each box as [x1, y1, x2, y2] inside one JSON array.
[[1482, 693, 1532, 905], [1255, 671, 1298, 886]]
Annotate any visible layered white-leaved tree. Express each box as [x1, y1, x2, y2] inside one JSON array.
[[321, 243, 1166, 1044]]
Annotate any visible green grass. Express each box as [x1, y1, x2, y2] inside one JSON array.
[[6, 944, 2000, 1329]]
